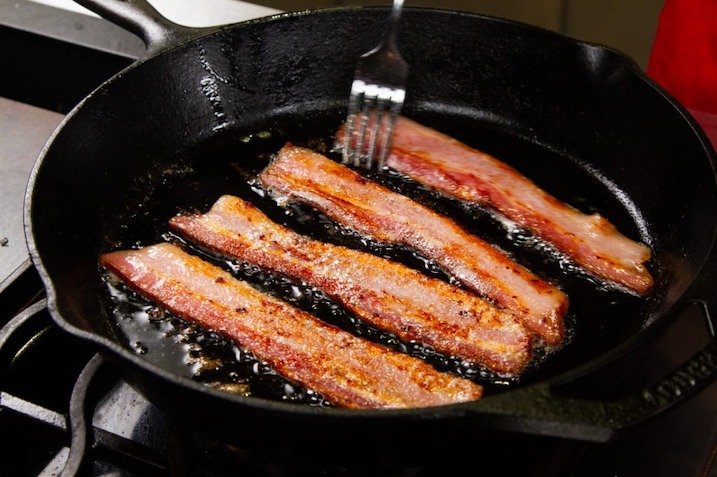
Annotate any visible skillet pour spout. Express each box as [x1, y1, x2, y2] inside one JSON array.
[[23, 0, 717, 454]]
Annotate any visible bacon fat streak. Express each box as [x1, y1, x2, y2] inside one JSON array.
[[170, 195, 532, 375], [258, 145, 568, 346], [352, 116, 654, 296], [100, 243, 483, 409]]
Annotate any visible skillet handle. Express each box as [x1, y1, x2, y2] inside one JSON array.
[[73, 0, 208, 55], [467, 299, 717, 442]]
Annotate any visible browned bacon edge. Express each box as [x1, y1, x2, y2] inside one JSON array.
[[99, 243, 483, 409], [338, 116, 654, 296], [258, 145, 568, 347], [169, 195, 532, 375]]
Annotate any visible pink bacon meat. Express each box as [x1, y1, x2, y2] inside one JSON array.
[[170, 195, 531, 375], [355, 116, 654, 296], [258, 145, 568, 346], [100, 243, 483, 409]]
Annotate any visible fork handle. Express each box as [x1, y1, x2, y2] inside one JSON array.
[[388, 0, 404, 43], [391, 0, 404, 20]]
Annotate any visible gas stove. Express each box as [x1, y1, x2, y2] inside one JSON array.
[[1, 1, 717, 475]]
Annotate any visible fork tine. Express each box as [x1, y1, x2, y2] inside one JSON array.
[[376, 100, 401, 170], [354, 87, 376, 168], [342, 83, 363, 166], [364, 89, 391, 170]]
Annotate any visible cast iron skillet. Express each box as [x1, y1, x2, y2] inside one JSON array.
[[25, 0, 717, 463]]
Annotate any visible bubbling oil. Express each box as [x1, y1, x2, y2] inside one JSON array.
[[100, 113, 649, 406]]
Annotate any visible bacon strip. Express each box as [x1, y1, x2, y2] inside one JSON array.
[[258, 145, 568, 346], [347, 116, 654, 296], [100, 243, 483, 409], [169, 195, 531, 375]]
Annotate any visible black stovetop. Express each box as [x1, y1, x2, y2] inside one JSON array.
[[1, 2, 716, 475]]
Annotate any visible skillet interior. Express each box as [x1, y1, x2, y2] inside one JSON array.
[[26, 7, 717, 448]]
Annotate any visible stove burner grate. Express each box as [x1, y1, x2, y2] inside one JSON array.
[[3, 299, 580, 476], [1, 276, 717, 476]]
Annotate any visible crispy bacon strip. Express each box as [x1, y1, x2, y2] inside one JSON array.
[[258, 145, 568, 346], [170, 195, 531, 375], [345, 116, 654, 296], [100, 243, 483, 409]]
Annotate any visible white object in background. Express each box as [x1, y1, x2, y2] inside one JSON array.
[[27, 0, 281, 27]]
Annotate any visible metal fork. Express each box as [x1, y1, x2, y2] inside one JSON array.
[[342, 0, 409, 171]]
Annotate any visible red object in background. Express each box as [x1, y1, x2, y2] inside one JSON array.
[[648, 0, 717, 148], [647, 0, 717, 114]]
